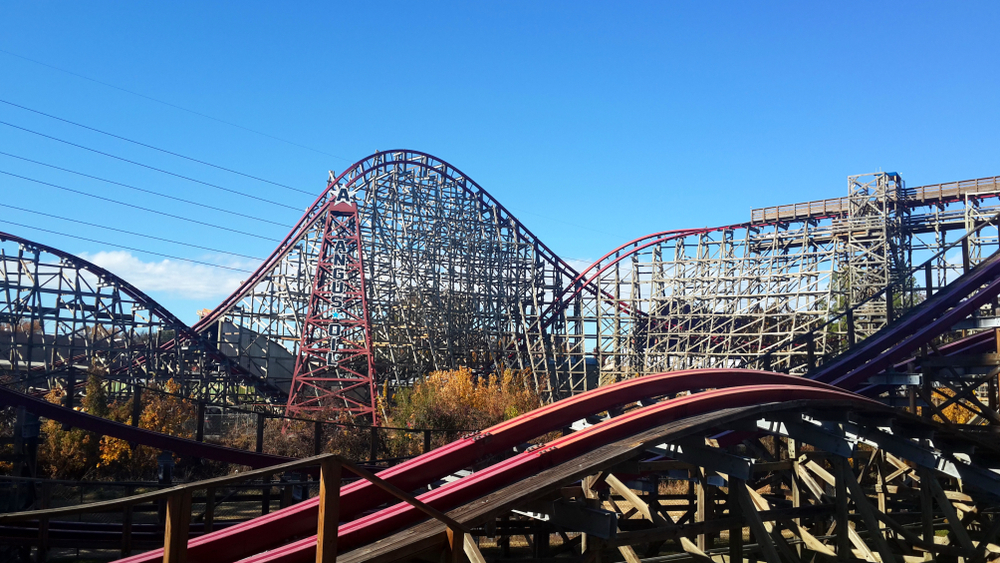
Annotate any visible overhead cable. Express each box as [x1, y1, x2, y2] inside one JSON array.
[[0, 98, 314, 195], [0, 150, 291, 228], [0, 219, 255, 273], [0, 203, 265, 261], [0, 119, 303, 211], [0, 47, 351, 162], [0, 169, 281, 242]]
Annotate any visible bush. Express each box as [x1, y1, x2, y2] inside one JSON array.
[[384, 367, 541, 455]]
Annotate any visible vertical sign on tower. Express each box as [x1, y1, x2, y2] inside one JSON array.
[[286, 178, 377, 423]]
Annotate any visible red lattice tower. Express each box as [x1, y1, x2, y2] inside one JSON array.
[[286, 184, 377, 422]]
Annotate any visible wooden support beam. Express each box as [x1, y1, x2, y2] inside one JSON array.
[[121, 484, 133, 557], [743, 483, 806, 562], [836, 456, 899, 563], [737, 484, 782, 563], [728, 478, 743, 563], [694, 469, 708, 551], [446, 528, 463, 563], [836, 457, 851, 561], [163, 490, 192, 563], [316, 458, 341, 563], [678, 536, 715, 563], [203, 487, 215, 534], [919, 467, 975, 553], [463, 534, 487, 563], [605, 473, 667, 526]]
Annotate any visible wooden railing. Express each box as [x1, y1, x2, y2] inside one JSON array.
[[0, 453, 484, 563], [750, 175, 1000, 224]]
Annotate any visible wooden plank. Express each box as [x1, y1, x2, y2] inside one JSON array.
[[736, 485, 782, 563], [605, 473, 666, 525], [838, 456, 899, 563], [920, 467, 975, 553], [803, 460, 836, 487], [463, 534, 487, 563], [163, 490, 192, 563], [316, 458, 341, 563], [679, 536, 715, 563]]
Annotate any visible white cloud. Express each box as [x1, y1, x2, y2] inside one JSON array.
[[78, 251, 248, 300]]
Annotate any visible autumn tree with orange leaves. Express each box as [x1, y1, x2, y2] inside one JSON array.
[[37, 370, 197, 480], [384, 367, 542, 455]]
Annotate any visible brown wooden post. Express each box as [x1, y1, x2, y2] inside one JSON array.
[[261, 473, 272, 516], [204, 487, 215, 534], [164, 490, 193, 563], [131, 384, 142, 426], [255, 413, 266, 454], [314, 421, 324, 456], [281, 478, 293, 509], [925, 261, 933, 299], [196, 402, 206, 443], [789, 440, 802, 557], [423, 429, 432, 454], [962, 237, 971, 273], [499, 514, 511, 557], [847, 309, 855, 346], [993, 328, 1000, 412], [920, 470, 935, 559], [835, 459, 850, 561], [121, 485, 134, 557], [316, 457, 342, 563], [695, 470, 707, 551], [369, 426, 378, 462], [446, 527, 464, 563], [728, 478, 743, 562], [38, 481, 51, 563], [885, 287, 894, 323]]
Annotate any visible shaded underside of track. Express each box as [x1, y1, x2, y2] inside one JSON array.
[[339, 402, 848, 563]]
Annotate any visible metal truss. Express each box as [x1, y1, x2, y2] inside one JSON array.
[[0, 232, 278, 404], [286, 189, 377, 420]]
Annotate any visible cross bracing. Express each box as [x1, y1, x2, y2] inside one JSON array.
[[0, 231, 280, 404], [3, 152, 1000, 421]]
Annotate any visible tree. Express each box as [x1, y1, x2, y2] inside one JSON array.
[[384, 367, 541, 454], [37, 368, 110, 479], [98, 379, 197, 478]]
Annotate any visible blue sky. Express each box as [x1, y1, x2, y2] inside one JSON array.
[[1, 2, 998, 323]]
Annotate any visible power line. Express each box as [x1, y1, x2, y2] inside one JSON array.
[[0, 203, 265, 261], [0, 219, 255, 273], [0, 47, 352, 163], [0, 97, 314, 196], [0, 119, 304, 211], [0, 150, 292, 228], [0, 169, 282, 242]]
